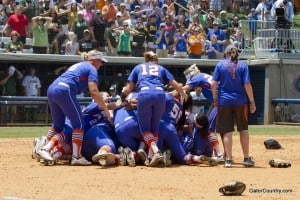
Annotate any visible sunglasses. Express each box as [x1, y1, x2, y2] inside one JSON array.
[[137, 22, 142, 24], [123, 25, 128, 27]]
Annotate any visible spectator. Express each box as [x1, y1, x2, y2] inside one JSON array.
[[209, 0, 222, 16], [188, 14, 204, 33], [81, 0, 95, 24], [22, 67, 41, 123], [0, 65, 24, 123], [31, 16, 52, 54], [155, 22, 170, 58], [255, 0, 272, 21], [271, 0, 294, 29], [39, 0, 52, 17], [119, 2, 130, 21], [131, 18, 148, 57], [65, 31, 80, 55], [173, 25, 188, 58], [70, 10, 88, 41], [102, 0, 118, 23], [49, 24, 68, 54], [248, 8, 259, 40], [145, 14, 158, 52], [45, 9, 62, 45], [206, 21, 226, 52], [217, 10, 233, 39], [19, 0, 36, 36], [115, 12, 123, 27], [164, 14, 177, 56], [164, 0, 175, 17], [105, 20, 118, 56], [205, 35, 221, 59], [67, 2, 83, 31], [188, 28, 205, 59], [78, 29, 97, 53], [6, 31, 24, 53], [1, 6, 29, 44], [115, 21, 139, 56], [89, 9, 106, 52], [124, 11, 137, 28], [54, 0, 69, 34], [232, 15, 240, 29], [211, 45, 256, 168], [188, 0, 201, 18]]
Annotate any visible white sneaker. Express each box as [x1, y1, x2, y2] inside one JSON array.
[[71, 156, 92, 166], [92, 152, 115, 166], [125, 147, 136, 167], [38, 149, 53, 161], [163, 150, 172, 167], [32, 138, 39, 159], [137, 149, 147, 162], [149, 151, 163, 167], [118, 146, 127, 166]]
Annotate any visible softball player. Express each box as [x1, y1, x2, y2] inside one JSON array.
[[121, 51, 187, 167], [38, 50, 111, 166], [46, 92, 122, 166], [157, 93, 218, 166], [182, 64, 223, 158]]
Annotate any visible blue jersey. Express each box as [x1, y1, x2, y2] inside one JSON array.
[[53, 61, 99, 95], [81, 102, 111, 131], [186, 73, 213, 101], [174, 32, 188, 52], [213, 59, 251, 107], [127, 62, 175, 91], [162, 93, 183, 125]]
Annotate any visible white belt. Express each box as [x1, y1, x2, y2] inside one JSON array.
[[140, 86, 163, 91], [58, 82, 70, 88]]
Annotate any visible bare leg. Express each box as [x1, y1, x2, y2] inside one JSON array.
[[222, 132, 233, 160], [240, 130, 249, 158]]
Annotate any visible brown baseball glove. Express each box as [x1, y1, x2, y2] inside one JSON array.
[[219, 181, 246, 196]]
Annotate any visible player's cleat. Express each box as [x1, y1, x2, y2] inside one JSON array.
[[224, 159, 233, 168], [118, 146, 127, 166], [137, 148, 147, 162], [124, 147, 136, 167], [32, 138, 39, 159], [207, 157, 219, 166], [243, 157, 255, 167], [149, 151, 163, 167], [38, 148, 54, 161], [32, 136, 47, 161], [71, 156, 92, 166], [92, 152, 115, 166], [215, 153, 225, 164], [163, 149, 172, 167]]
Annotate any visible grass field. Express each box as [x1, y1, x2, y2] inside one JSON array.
[[0, 125, 299, 138]]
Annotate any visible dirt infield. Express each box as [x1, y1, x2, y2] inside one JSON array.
[[0, 135, 299, 200]]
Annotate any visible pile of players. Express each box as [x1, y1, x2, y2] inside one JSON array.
[[33, 48, 254, 168]]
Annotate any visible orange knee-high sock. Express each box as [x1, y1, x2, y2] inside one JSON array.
[[72, 129, 84, 158], [46, 128, 59, 141], [208, 132, 222, 156], [142, 131, 158, 154], [52, 143, 72, 160], [43, 132, 65, 151]]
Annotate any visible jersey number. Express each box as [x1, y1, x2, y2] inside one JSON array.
[[170, 104, 182, 123], [141, 64, 159, 76]]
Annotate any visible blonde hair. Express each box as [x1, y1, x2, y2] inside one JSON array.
[[81, 50, 102, 61], [68, 32, 77, 41]]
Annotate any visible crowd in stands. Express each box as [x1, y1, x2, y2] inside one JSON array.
[[0, 0, 296, 58]]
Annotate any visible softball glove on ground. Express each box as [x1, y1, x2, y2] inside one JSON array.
[[219, 181, 246, 196], [264, 139, 282, 149], [269, 159, 291, 168]]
